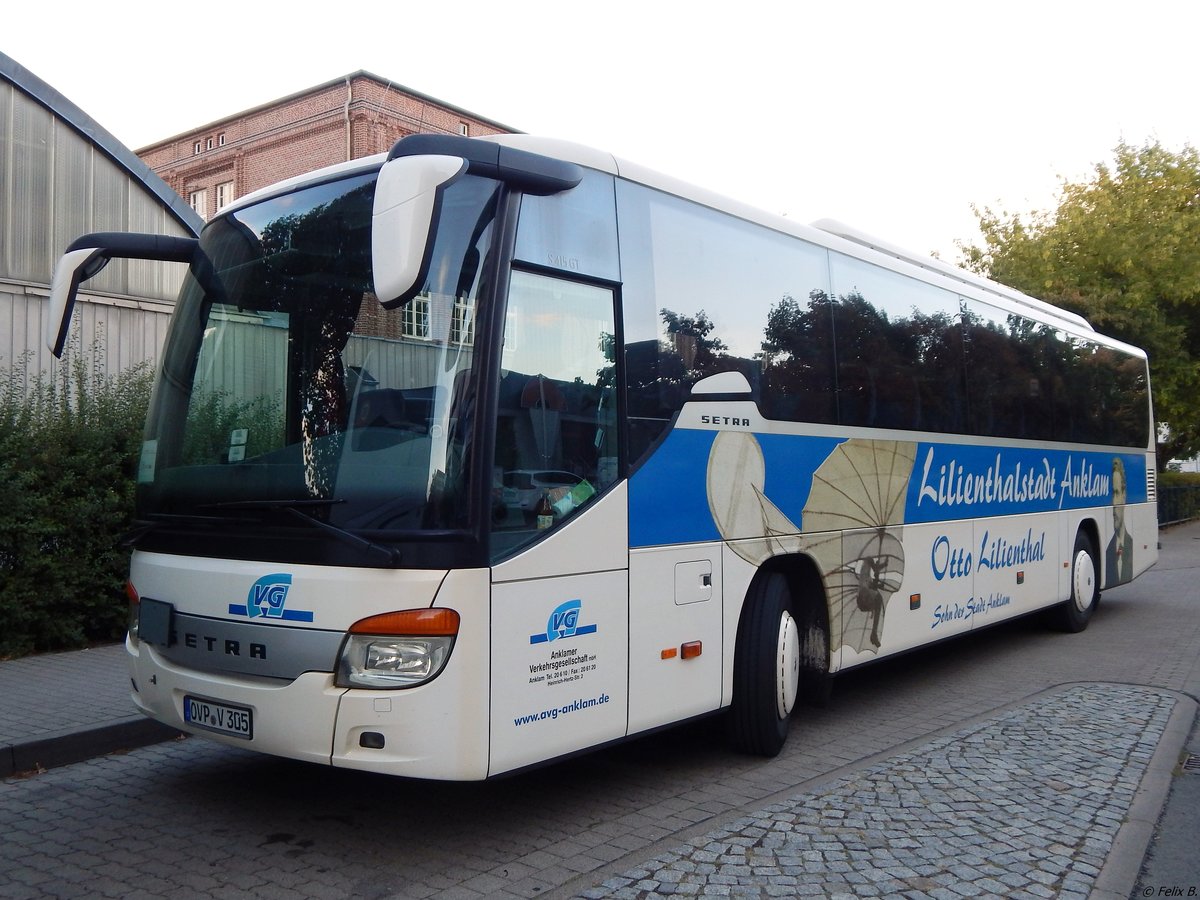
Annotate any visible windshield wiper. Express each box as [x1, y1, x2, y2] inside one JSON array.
[[198, 498, 400, 565], [204, 498, 341, 511], [122, 512, 239, 547]]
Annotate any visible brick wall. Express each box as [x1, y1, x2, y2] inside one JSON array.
[[138, 73, 513, 222]]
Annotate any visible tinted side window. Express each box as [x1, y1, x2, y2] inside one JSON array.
[[616, 181, 833, 465], [961, 299, 1053, 440], [1056, 331, 1149, 447], [960, 299, 1149, 447], [613, 180, 1148, 451], [829, 253, 965, 433], [759, 290, 838, 428], [1098, 345, 1150, 447]]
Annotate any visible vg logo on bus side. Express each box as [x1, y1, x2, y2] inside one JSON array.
[[529, 599, 598, 644]]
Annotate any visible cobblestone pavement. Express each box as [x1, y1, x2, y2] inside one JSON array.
[[581, 685, 1179, 900]]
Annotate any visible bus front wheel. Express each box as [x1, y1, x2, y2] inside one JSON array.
[[728, 572, 800, 756], [1054, 531, 1099, 632]]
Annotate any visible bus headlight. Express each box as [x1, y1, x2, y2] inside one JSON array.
[[337, 635, 454, 688], [335, 608, 460, 689]]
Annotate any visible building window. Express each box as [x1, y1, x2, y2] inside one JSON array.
[[216, 181, 235, 212], [459, 122, 469, 136], [451, 296, 475, 345], [193, 141, 202, 155], [218, 133, 226, 147], [206, 137, 214, 151], [189, 189, 208, 220], [402, 296, 430, 339]]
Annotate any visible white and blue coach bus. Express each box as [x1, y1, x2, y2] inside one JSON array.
[[48, 134, 1157, 779]]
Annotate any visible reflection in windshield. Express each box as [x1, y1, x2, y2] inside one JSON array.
[[139, 170, 503, 552]]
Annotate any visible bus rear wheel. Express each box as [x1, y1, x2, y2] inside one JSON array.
[[728, 572, 800, 756], [1054, 531, 1098, 632]]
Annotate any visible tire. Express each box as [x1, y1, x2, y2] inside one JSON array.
[[728, 572, 801, 756], [1054, 531, 1099, 632]]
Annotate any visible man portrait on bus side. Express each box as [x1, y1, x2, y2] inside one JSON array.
[[1104, 457, 1133, 587]]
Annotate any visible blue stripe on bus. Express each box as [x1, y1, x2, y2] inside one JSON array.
[[628, 429, 721, 547], [226, 604, 314, 622], [529, 623, 597, 644], [756, 434, 845, 525], [629, 429, 1149, 548]]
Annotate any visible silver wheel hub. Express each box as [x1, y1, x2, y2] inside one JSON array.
[[1073, 549, 1095, 612], [776, 610, 801, 718]]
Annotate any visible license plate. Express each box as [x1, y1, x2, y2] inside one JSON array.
[[184, 695, 253, 739]]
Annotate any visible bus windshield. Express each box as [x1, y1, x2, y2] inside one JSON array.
[[137, 168, 504, 557]]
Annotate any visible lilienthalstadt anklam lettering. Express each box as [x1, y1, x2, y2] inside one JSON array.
[[917, 448, 1111, 512]]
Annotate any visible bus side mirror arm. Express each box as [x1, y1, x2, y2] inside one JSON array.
[[46, 232, 199, 357]]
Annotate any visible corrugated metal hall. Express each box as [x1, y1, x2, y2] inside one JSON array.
[[0, 52, 202, 387]]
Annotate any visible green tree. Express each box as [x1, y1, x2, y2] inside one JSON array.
[[659, 308, 728, 377], [961, 139, 1200, 464]]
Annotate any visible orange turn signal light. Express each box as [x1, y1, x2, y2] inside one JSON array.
[[680, 641, 703, 660], [661, 647, 678, 660], [349, 608, 460, 636]]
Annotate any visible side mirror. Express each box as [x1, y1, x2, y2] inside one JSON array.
[[46, 232, 198, 357], [371, 155, 466, 308], [371, 136, 585, 308]]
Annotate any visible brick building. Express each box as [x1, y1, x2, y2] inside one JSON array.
[[137, 71, 516, 222]]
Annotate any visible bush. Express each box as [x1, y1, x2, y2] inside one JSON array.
[[0, 352, 151, 657], [1159, 469, 1200, 486]]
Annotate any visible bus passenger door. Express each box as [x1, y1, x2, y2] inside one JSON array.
[[627, 544, 724, 734], [486, 272, 628, 776]]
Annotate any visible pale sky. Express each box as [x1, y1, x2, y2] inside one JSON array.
[[6, 0, 1198, 260]]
